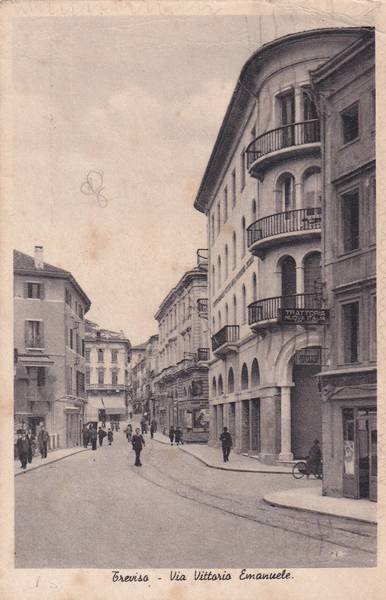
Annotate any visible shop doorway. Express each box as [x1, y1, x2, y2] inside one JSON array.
[[249, 399, 260, 453], [343, 408, 377, 501], [291, 363, 321, 459]]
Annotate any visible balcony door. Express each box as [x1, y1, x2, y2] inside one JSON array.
[[304, 252, 322, 307], [279, 90, 295, 147], [281, 256, 296, 308]]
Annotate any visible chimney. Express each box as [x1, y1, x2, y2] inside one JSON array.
[[34, 245, 44, 269]]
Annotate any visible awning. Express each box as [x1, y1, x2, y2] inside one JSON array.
[[20, 355, 54, 367]]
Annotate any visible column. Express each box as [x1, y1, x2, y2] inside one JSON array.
[[296, 265, 304, 296], [294, 87, 303, 123], [279, 386, 293, 461]]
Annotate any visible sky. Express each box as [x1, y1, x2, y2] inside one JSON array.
[[10, 10, 374, 344]]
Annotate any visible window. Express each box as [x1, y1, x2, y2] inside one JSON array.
[[223, 187, 228, 223], [241, 217, 246, 257], [86, 369, 90, 385], [252, 272, 257, 302], [228, 368, 235, 393], [65, 288, 72, 307], [76, 333, 81, 355], [211, 214, 215, 244], [251, 198, 257, 223], [66, 366, 73, 394], [98, 349, 104, 363], [240, 149, 246, 191], [78, 304, 84, 320], [69, 329, 73, 350], [76, 371, 85, 396], [85, 349, 90, 362], [217, 255, 221, 290], [241, 363, 249, 390], [25, 320, 44, 348], [341, 102, 359, 144], [111, 349, 118, 363], [212, 377, 217, 397], [342, 190, 359, 252], [233, 294, 237, 323], [217, 203, 221, 236], [218, 374, 224, 395], [82, 339, 85, 357], [224, 245, 229, 280], [370, 294, 376, 361], [26, 282, 43, 299], [218, 310, 222, 329], [251, 359, 260, 387], [212, 265, 215, 295], [98, 369, 104, 384], [26, 366, 46, 386], [342, 301, 359, 363], [242, 284, 247, 324], [225, 302, 229, 325], [369, 175, 376, 245], [232, 231, 237, 269], [112, 370, 118, 386], [231, 169, 236, 207]]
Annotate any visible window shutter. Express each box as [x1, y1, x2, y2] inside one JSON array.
[[40, 284, 45, 300], [39, 322, 45, 348], [24, 321, 29, 348], [24, 282, 29, 298]]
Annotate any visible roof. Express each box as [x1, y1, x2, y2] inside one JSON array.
[[193, 27, 371, 214], [14, 249, 92, 311], [154, 263, 208, 321], [85, 319, 131, 347]]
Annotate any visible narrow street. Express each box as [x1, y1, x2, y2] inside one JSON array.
[[15, 433, 376, 569]]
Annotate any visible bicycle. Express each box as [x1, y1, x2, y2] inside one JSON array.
[[292, 460, 323, 480]]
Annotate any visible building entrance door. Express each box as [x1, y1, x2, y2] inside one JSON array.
[[343, 408, 377, 500], [291, 364, 321, 459]]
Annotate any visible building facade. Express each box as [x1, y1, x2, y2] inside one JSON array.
[[129, 342, 148, 414], [193, 28, 367, 463], [154, 251, 210, 442], [14, 247, 91, 449], [85, 320, 131, 427], [312, 30, 376, 500], [142, 335, 159, 423]]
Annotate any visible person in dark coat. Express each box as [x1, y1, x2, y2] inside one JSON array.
[[38, 426, 49, 458], [219, 427, 233, 463], [150, 422, 155, 439], [26, 429, 34, 464], [126, 423, 132, 443], [175, 427, 183, 446], [107, 428, 113, 446], [132, 428, 145, 466], [98, 427, 107, 447], [306, 439, 322, 478], [90, 427, 97, 451], [169, 426, 175, 445], [82, 425, 89, 448], [16, 430, 29, 470]]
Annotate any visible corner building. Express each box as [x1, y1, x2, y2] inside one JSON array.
[[312, 30, 376, 500], [194, 28, 366, 464]]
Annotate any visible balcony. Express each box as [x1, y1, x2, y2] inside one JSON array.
[[211, 325, 239, 356], [246, 120, 320, 179], [87, 383, 127, 392], [248, 293, 328, 329], [197, 298, 208, 315], [247, 207, 321, 258], [196, 348, 209, 362], [197, 248, 208, 269]]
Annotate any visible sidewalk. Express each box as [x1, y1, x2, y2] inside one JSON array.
[[264, 485, 377, 524], [15, 446, 90, 477], [153, 431, 292, 474]]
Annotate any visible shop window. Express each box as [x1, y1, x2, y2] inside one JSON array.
[[343, 408, 355, 476], [342, 301, 359, 363], [341, 102, 359, 144], [341, 190, 359, 253]]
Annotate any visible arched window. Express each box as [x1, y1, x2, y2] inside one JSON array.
[[212, 265, 215, 295], [251, 198, 257, 223], [232, 231, 237, 269], [218, 310, 222, 329], [223, 187, 228, 223], [212, 376, 217, 397], [228, 367, 235, 393], [217, 203, 221, 235], [241, 363, 249, 390], [241, 216, 246, 257], [281, 255, 297, 308], [218, 374, 224, 395], [304, 252, 322, 307], [233, 294, 237, 323], [224, 245, 229, 280], [217, 255, 221, 290], [242, 284, 247, 324], [276, 173, 295, 213], [211, 214, 215, 244], [302, 167, 321, 209], [225, 302, 229, 325], [251, 358, 260, 387], [252, 272, 257, 302]]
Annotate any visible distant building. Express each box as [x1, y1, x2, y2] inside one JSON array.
[[312, 29, 376, 501], [129, 342, 148, 414], [85, 320, 131, 427], [143, 335, 159, 423], [14, 246, 91, 448], [154, 250, 210, 442]]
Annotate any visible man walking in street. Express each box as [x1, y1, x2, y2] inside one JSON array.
[[169, 426, 175, 446], [107, 428, 114, 446], [16, 430, 29, 470], [90, 426, 97, 451], [150, 421, 155, 439], [306, 439, 322, 479], [219, 427, 233, 463], [82, 425, 89, 448], [98, 427, 107, 447], [132, 428, 145, 467], [38, 426, 49, 459]]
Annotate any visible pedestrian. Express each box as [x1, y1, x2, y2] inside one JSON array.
[[150, 422, 155, 439], [82, 425, 89, 448], [16, 430, 29, 470], [126, 423, 133, 443], [306, 439, 322, 478], [90, 426, 97, 451], [107, 428, 113, 446], [26, 429, 34, 464], [38, 426, 49, 459], [175, 427, 183, 446], [131, 428, 145, 467], [169, 426, 175, 445], [151, 419, 157, 433], [98, 427, 107, 447], [219, 427, 233, 463]]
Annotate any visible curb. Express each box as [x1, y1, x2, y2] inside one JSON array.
[[15, 448, 91, 477], [153, 437, 292, 475], [263, 495, 377, 525]]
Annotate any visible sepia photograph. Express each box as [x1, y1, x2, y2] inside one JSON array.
[[1, 0, 381, 593]]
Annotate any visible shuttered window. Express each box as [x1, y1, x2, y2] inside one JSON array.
[[25, 321, 44, 348]]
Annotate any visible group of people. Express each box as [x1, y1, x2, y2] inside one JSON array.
[[82, 424, 114, 450], [168, 426, 183, 446], [16, 426, 50, 470]]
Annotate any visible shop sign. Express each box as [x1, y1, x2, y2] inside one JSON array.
[[295, 348, 322, 365], [278, 308, 329, 324]]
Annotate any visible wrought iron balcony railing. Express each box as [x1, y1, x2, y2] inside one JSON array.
[[246, 120, 320, 168], [247, 207, 321, 247], [196, 348, 209, 362], [211, 325, 240, 351], [248, 293, 323, 325]]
